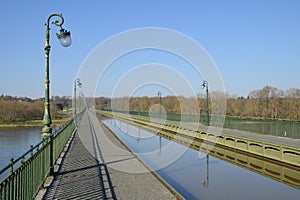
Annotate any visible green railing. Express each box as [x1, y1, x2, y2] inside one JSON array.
[[223, 116, 300, 138], [104, 109, 300, 139], [0, 114, 81, 200], [109, 110, 204, 123]]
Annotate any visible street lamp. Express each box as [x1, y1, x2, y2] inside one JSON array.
[[79, 92, 84, 113], [74, 78, 82, 116], [42, 14, 71, 138], [157, 91, 162, 118], [201, 80, 209, 126], [135, 98, 140, 116]]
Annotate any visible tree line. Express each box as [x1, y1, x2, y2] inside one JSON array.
[[0, 95, 72, 122], [1, 86, 299, 122], [96, 86, 300, 121], [227, 86, 300, 120]]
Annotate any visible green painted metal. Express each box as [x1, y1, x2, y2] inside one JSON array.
[[0, 113, 81, 200], [100, 110, 300, 168], [105, 109, 300, 139], [201, 80, 209, 126], [74, 78, 82, 117], [42, 13, 70, 138], [101, 110, 300, 189]]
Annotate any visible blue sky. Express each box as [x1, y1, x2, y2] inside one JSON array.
[[0, 0, 299, 98]]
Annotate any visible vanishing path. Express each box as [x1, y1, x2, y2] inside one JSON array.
[[40, 110, 177, 199]]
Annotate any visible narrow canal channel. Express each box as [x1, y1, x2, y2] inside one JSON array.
[[102, 119, 300, 200]]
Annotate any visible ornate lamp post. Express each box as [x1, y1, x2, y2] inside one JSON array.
[[201, 80, 209, 126], [157, 91, 162, 117], [74, 78, 82, 116], [42, 14, 71, 138], [79, 92, 84, 113], [157, 91, 162, 156]]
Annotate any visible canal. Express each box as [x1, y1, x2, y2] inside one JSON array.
[[0, 126, 42, 180], [103, 119, 300, 200]]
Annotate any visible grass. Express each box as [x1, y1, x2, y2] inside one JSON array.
[[0, 119, 71, 127], [0, 111, 72, 127]]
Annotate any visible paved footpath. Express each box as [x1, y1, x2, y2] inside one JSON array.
[[39, 110, 177, 200]]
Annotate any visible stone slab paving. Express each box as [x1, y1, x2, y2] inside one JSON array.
[[41, 130, 108, 199], [40, 110, 178, 200]]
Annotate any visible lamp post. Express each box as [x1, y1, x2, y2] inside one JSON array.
[[157, 91, 162, 118], [79, 92, 84, 113], [135, 98, 140, 116], [157, 91, 162, 156], [74, 78, 82, 116], [42, 14, 71, 138], [201, 80, 209, 126]]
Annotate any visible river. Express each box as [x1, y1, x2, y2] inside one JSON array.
[[103, 119, 300, 200], [0, 126, 42, 180]]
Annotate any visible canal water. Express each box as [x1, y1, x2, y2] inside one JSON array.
[[103, 119, 300, 200], [0, 126, 42, 180]]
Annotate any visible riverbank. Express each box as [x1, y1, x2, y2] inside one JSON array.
[[0, 119, 71, 128]]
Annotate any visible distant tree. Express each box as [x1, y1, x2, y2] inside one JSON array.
[[0, 96, 70, 122], [285, 88, 300, 98], [91, 85, 300, 121]]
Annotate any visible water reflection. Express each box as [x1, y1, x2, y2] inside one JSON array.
[[202, 155, 209, 187], [103, 119, 300, 200]]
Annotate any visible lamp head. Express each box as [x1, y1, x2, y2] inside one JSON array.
[[57, 28, 71, 47], [76, 79, 82, 87], [201, 81, 206, 89]]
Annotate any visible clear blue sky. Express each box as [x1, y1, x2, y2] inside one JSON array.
[[0, 0, 299, 98]]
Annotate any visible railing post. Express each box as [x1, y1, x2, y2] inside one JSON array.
[[0, 116, 79, 200], [9, 158, 14, 174], [30, 145, 34, 156], [49, 134, 54, 176]]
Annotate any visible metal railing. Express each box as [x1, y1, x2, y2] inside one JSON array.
[[0, 113, 81, 200], [101, 110, 300, 168], [223, 116, 300, 139], [103, 109, 300, 139]]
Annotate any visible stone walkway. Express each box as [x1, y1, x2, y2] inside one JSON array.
[[42, 132, 109, 199], [39, 110, 178, 200]]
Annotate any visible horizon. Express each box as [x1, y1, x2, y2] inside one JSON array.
[[0, 1, 299, 99], [1, 84, 299, 100]]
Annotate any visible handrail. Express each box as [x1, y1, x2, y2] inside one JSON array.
[[0, 117, 75, 177], [100, 110, 300, 167], [0, 109, 84, 200], [102, 109, 300, 139]]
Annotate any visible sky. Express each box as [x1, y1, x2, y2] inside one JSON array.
[[0, 0, 299, 99]]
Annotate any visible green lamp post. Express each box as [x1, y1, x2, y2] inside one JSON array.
[[42, 14, 71, 138], [135, 98, 140, 116], [74, 78, 82, 116], [201, 80, 209, 126], [157, 91, 162, 118]]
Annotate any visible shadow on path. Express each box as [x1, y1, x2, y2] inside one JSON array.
[[42, 129, 117, 200]]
